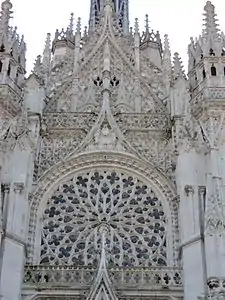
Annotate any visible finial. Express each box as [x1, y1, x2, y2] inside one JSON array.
[[145, 14, 149, 34], [76, 17, 81, 34], [83, 26, 87, 38], [42, 33, 51, 71], [173, 52, 185, 79], [134, 18, 139, 35], [162, 34, 172, 74], [0, 0, 13, 34], [203, 0, 220, 41], [33, 55, 42, 75], [1, 0, 12, 12], [69, 13, 74, 34], [129, 27, 133, 36], [163, 34, 171, 60]]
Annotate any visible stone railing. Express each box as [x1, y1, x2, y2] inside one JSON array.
[[109, 267, 182, 288], [23, 265, 183, 290]]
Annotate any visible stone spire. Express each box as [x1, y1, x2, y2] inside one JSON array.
[[89, 0, 129, 34], [0, 0, 12, 35], [202, 1, 221, 56], [69, 13, 74, 34], [163, 34, 172, 72], [163, 35, 172, 100], [203, 1, 219, 42], [42, 33, 51, 72], [173, 52, 185, 80]]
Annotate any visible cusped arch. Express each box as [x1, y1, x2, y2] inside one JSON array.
[[28, 151, 179, 266]]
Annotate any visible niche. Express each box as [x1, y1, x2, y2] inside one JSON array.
[[203, 68, 206, 79], [0, 44, 5, 52], [7, 64, 11, 77], [211, 64, 217, 76]]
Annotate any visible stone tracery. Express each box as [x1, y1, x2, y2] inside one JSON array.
[[40, 169, 167, 267]]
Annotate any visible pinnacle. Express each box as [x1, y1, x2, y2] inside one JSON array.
[[134, 18, 139, 35], [145, 14, 149, 33], [203, 0, 220, 41], [164, 34, 171, 54], [173, 52, 185, 79], [76, 17, 81, 34]]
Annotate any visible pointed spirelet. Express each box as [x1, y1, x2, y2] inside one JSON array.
[[163, 34, 172, 72], [0, 0, 13, 34], [83, 26, 88, 42], [42, 33, 51, 71], [134, 18, 139, 35], [145, 14, 150, 34], [76, 17, 81, 35], [141, 14, 151, 43], [203, 1, 220, 42], [69, 13, 74, 34], [173, 52, 185, 79], [33, 55, 42, 75]]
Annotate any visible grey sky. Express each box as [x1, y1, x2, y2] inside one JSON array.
[[5, 0, 225, 73]]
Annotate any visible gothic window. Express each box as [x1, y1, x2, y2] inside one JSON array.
[[194, 72, 198, 84], [203, 68, 206, 79], [0, 61, 3, 73], [0, 44, 5, 52], [211, 65, 217, 76], [209, 48, 215, 56], [7, 64, 11, 77], [15, 72, 19, 85], [40, 170, 167, 268], [110, 76, 120, 87], [94, 76, 103, 87]]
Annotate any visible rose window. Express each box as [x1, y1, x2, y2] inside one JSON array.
[[40, 170, 167, 267]]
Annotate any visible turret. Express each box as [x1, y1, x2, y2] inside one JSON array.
[[0, 0, 26, 90], [139, 14, 162, 69], [52, 13, 75, 66], [188, 1, 225, 92]]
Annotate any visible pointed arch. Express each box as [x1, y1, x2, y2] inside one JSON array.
[[28, 151, 179, 268], [211, 64, 217, 76]]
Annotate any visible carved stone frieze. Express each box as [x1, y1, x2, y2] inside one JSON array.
[[114, 113, 169, 131], [34, 130, 85, 180], [42, 112, 97, 132], [205, 177, 225, 233], [124, 131, 172, 174], [0, 111, 35, 153]]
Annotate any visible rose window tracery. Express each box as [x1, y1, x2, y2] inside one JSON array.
[[40, 170, 167, 267]]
